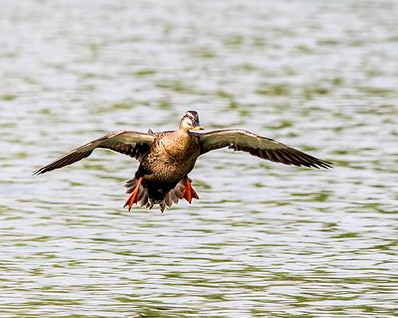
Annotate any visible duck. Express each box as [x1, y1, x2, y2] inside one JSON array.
[[34, 110, 331, 212]]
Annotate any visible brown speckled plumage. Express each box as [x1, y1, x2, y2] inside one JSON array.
[[35, 110, 332, 212], [129, 130, 201, 208]]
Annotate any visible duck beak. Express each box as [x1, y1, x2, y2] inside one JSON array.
[[192, 121, 204, 130]]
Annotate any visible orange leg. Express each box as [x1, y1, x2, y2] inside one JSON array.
[[181, 178, 199, 204], [124, 177, 143, 211]]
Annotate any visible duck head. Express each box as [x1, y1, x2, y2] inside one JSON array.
[[179, 110, 204, 131]]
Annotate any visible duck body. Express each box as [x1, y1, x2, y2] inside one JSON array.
[[35, 110, 332, 212], [129, 130, 201, 208]]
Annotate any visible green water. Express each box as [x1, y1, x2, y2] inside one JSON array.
[[1, 0, 397, 317]]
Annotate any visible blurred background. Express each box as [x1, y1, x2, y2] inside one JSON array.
[[1, 0, 397, 317]]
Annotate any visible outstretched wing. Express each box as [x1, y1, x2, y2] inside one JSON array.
[[198, 129, 331, 169], [34, 130, 155, 175]]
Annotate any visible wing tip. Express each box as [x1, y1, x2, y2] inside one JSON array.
[[32, 166, 49, 176], [32, 168, 43, 176], [311, 159, 333, 169]]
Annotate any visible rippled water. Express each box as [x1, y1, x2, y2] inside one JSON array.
[[1, 0, 398, 317]]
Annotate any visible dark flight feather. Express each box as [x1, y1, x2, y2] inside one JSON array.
[[198, 129, 331, 169], [34, 130, 154, 175]]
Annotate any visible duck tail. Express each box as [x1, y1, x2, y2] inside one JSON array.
[[124, 177, 199, 212], [159, 177, 199, 212]]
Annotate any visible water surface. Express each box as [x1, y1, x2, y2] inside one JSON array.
[[1, 0, 397, 317]]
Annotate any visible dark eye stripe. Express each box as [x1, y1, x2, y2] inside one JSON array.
[[186, 111, 199, 121]]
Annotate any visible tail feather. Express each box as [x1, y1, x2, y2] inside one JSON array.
[[125, 178, 137, 190], [124, 177, 198, 212], [170, 191, 179, 204], [139, 191, 148, 206], [159, 201, 166, 212]]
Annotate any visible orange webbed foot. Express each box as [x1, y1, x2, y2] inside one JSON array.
[[124, 177, 143, 211], [181, 178, 199, 204]]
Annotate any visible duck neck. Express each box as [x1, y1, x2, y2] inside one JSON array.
[[177, 125, 191, 135]]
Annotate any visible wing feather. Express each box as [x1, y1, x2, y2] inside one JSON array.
[[198, 129, 331, 169], [34, 130, 154, 175]]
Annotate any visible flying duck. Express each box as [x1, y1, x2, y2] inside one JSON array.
[[34, 110, 331, 211]]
